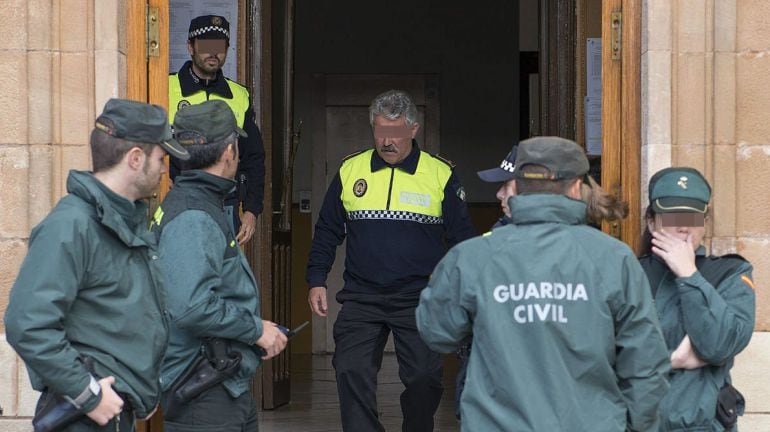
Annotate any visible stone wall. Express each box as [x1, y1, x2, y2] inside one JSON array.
[[643, 0, 770, 427], [0, 0, 125, 428]]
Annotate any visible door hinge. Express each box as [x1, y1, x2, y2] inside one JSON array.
[[146, 5, 160, 60], [611, 11, 622, 60]]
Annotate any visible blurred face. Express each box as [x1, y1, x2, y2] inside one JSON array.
[[136, 145, 168, 199], [188, 38, 228, 78], [372, 115, 418, 165], [647, 212, 707, 251], [496, 179, 517, 217]]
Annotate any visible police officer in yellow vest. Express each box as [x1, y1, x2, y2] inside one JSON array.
[[169, 15, 264, 244], [307, 90, 477, 431]]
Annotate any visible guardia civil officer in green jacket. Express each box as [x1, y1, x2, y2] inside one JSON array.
[[417, 137, 670, 432], [640, 167, 756, 431], [152, 100, 287, 431], [4, 99, 190, 431]]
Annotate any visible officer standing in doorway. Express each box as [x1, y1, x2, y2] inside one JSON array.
[[169, 14, 265, 244], [416, 136, 670, 431], [307, 90, 477, 431]]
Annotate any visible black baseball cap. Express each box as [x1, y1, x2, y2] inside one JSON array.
[[188, 15, 230, 41], [95, 99, 189, 160], [512, 136, 589, 180], [478, 144, 518, 182], [173, 100, 247, 145]]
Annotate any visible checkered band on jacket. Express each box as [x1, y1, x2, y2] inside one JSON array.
[[347, 210, 443, 225]]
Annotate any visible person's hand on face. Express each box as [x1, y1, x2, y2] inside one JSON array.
[[651, 229, 698, 278], [649, 212, 705, 278]]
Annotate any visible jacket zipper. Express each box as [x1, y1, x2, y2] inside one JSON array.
[[386, 168, 395, 210]]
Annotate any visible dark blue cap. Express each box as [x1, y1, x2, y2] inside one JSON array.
[[477, 144, 518, 183]]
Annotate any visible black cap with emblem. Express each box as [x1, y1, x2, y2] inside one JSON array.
[[188, 15, 230, 41], [477, 143, 518, 183]]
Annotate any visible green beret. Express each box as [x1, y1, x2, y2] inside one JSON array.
[[649, 167, 711, 213]]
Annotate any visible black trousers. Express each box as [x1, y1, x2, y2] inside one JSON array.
[[332, 299, 443, 432], [161, 384, 258, 432]]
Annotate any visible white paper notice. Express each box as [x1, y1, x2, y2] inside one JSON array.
[[584, 96, 602, 155], [169, 0, 239, 80], [586, 38, 602, 98]]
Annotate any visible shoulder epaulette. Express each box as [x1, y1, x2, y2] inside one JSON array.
[[431, 153, 456, 169], [225, 77, 248, 89], [342, 149, 366, 162], [709, 253, 749, 263]]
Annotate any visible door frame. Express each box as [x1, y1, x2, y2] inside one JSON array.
[[542, 0, 642, 251], [601, 0, 642, 253]]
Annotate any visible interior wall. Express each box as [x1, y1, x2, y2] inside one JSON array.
[[291, 0, 520, 205]]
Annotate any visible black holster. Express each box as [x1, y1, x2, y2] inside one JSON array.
[[716, 382, 745, 430], [32, 357, 97, 432], [164, 338, 241, 419]]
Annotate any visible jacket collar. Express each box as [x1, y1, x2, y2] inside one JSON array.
[[174, 169, 237, 201], [177, 61, 233, 99], [370, 140, 420, 174], [508, 194, 587, 226], [66, 170, 151, 247]]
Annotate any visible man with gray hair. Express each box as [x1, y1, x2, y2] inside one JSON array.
[[307, 89, 476, 431]]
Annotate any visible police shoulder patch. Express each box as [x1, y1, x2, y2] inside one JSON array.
[[431, 153, 456, 169], [456, 186, 466, 202], [177, 100, 191, 111], [342, 149, 366, 162]]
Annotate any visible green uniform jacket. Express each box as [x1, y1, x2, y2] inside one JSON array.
[[152, 170, 263, 398], [640, 249, 755, 431], [4, 170, 169, 417], [417, 194, 670, 432]]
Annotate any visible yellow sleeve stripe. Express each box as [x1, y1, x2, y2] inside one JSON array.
[[741, 274, 755, 290]]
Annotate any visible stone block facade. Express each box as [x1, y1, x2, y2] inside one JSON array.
[[0, 0, 125, 427], [0, 0, 768, 429]]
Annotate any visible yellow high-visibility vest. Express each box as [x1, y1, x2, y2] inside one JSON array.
[[339, 149, 451, 224], [168, 75, 250, 127]]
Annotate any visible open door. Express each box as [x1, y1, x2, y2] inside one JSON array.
[[541, 0, 642, 251], [127, 2, 169, 431], [601, 0, 642, 252]]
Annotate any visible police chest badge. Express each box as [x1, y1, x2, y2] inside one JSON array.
[[353, 179, 367, 197], [177, 100, 191, 111]]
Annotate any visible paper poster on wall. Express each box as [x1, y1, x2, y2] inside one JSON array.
[[584, 96, 602, 155], [169, 0, 239, 80], [586, 38, 602, 98]]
